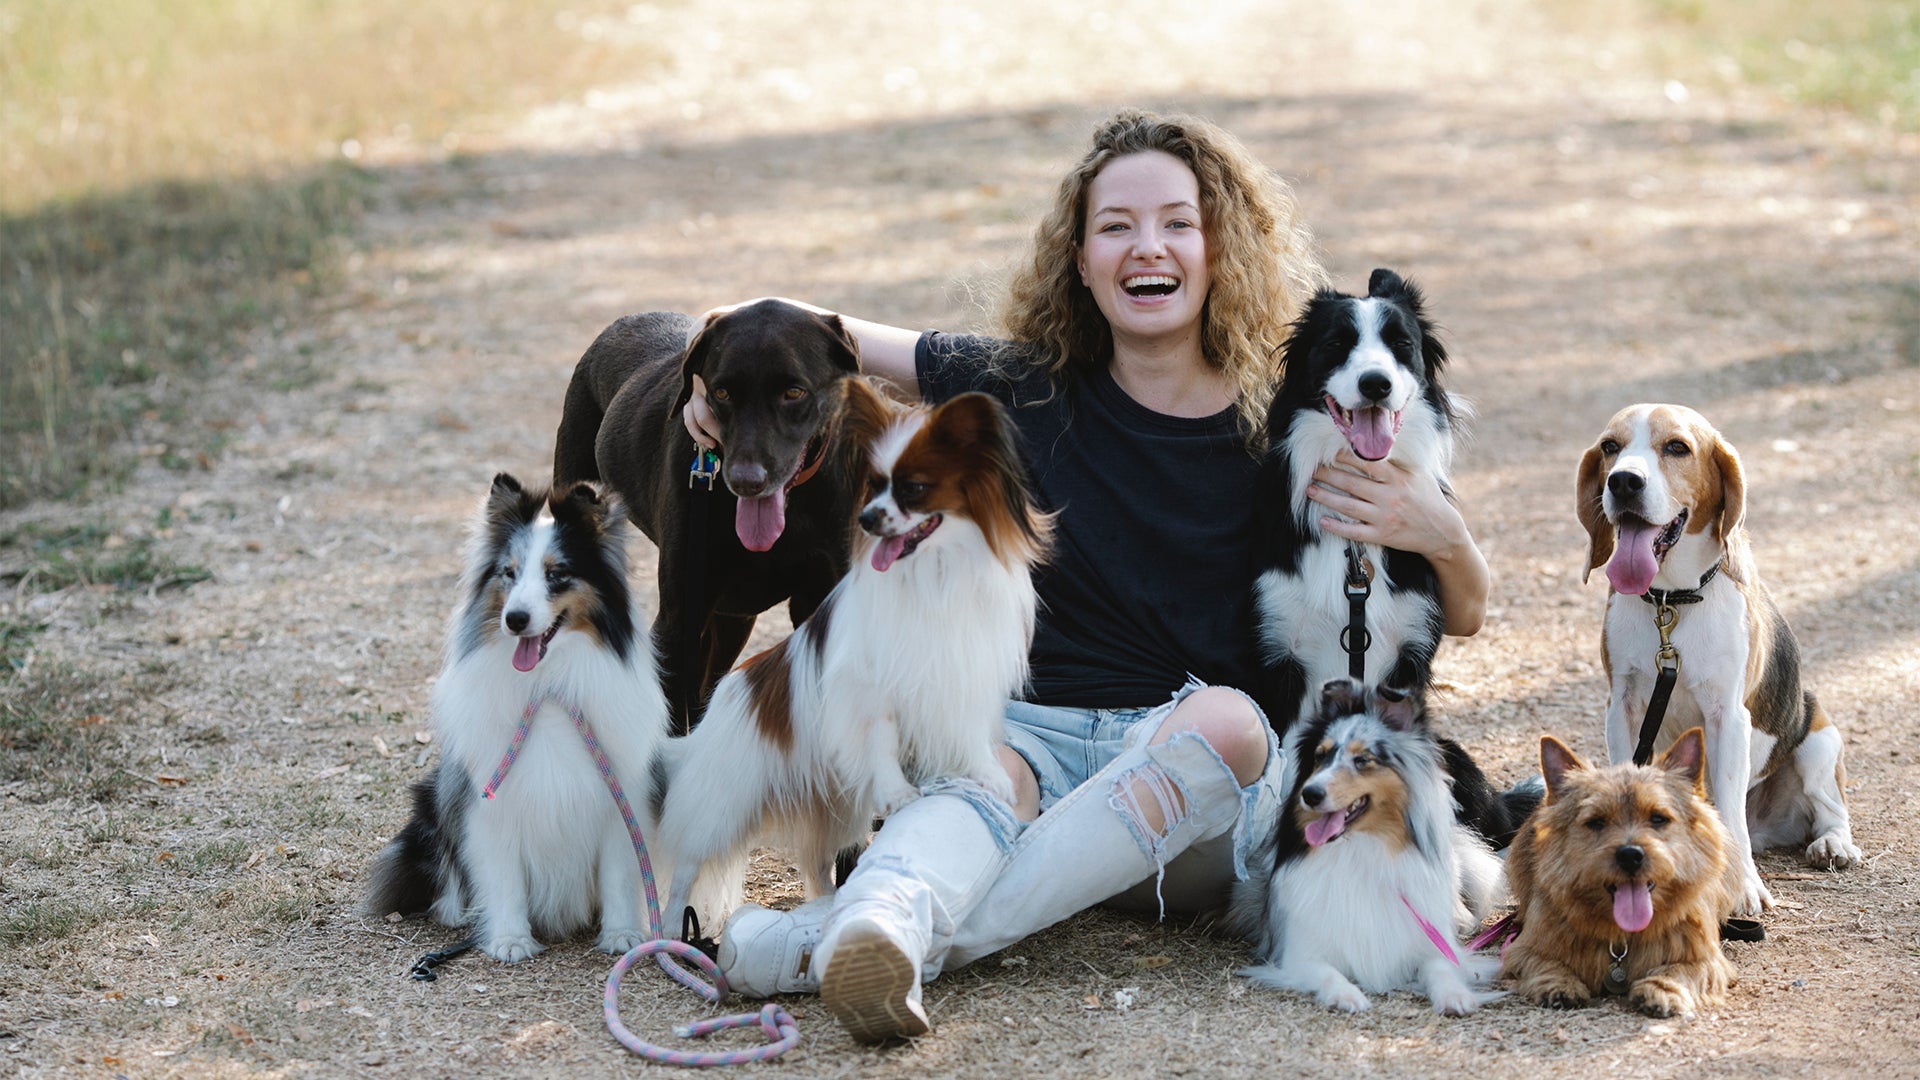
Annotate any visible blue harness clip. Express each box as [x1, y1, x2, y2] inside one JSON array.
[[688, 447, 720, 491]]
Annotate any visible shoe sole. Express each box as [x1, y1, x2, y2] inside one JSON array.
[[820, 926, 929, 1043]]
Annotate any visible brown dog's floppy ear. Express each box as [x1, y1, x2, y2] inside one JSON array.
[[1658, 727, 1709, 794], [818, 313, 863, 374], [1709, 433, 1746, 545], [1575, 441, 1613, 584], [1539, 735, 1586, 800], [673, 313, 722, 417]]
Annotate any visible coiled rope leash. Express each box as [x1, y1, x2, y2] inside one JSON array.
[[485, 698, 801, 1065]]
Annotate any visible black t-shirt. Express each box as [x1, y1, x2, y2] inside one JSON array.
[[915, 332, 1263, 708]]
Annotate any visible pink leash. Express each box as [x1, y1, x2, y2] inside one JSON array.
[[1400, 894, 1461, 965], [487, 698, 800, 1066]]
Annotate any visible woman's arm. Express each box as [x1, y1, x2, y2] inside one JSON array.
[[1304, 452, 1490, 636], [682, 298, 923, 450]]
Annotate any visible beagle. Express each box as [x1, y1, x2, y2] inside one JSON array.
[[1577, 403, 1860, 917]]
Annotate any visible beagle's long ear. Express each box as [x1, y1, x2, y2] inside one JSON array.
[[1539, 735, 1587, 801], [1575, 442, 1613, 583], [1710, 433, 1746, 544]]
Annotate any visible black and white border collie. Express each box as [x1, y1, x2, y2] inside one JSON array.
[[651, 381, 1052, 928], [1252, 268, 1460, 736], [363, 474, 671, 962], [1227, 680, 1506, 1015]]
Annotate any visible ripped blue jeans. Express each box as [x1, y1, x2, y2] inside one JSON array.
[[920, 677, 1284, 973]]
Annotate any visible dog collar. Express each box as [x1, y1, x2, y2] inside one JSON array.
[[1638, 562, 1721, 607]]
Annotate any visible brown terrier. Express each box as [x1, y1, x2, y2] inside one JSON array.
[[1503, 728, 1736, 1017]]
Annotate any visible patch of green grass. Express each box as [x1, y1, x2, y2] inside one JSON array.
[[1, 522, 211, 593], [1553, 0, 1920, 129], [1, 617, 48, 674], [1, 0, 671, 509], [0, 898, 102, 947], [0, 662, 139, 803]]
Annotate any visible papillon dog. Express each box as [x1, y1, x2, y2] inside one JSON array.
[[1228, 680, 1507, 1015], [364, 474, 671, 962], [1252, 268, 1460, 736], [651, 380, 1051, 929]]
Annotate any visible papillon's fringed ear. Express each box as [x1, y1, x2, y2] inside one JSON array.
[[1575, 441, 1613, 584], [1374, 685, 1424, 732], [1659, 727, 1709, 793], [1538, 735, 1587, 800], [841, 376, 902, 459], [1316, 678, 1369, 724]]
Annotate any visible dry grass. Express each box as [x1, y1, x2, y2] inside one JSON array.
[[2, 1, 1918, 1076]]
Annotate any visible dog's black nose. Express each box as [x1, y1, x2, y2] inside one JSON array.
[[504, 610, 530, 634], [1614, 845, 1646, 873], [1607, 471, 1644, 498], [857, 506, 882, 534], [1301, 784, 1326, 809], [1358, 372, 1393, 402], [727, 461, 769, 494]]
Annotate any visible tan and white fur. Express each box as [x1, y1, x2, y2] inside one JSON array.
[[1577, 403, 1860, 916], [651, 382, 1051, 929]]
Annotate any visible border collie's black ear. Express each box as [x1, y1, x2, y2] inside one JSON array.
[[491, 472, 523, 499], [1375, 685, 1424, 732], [1367, 268, 1404, 299], [1316, 678, 1369, 723]]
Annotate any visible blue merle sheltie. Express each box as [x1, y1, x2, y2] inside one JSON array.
[[1227, 680, 1507, 1015], [1252, 268, 1460, 737], [363, 474, 671, 962]]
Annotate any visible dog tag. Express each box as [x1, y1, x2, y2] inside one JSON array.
[[688, 447, 720, 491], [1603, 940, 1630, 995]]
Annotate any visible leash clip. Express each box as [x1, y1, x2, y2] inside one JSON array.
[[687, 447, 720, 491], [1653, 602, 1680, 670]]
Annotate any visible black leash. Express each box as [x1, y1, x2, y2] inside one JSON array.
[[679, 447, 721, 734], [1629, 565, 1719, 767], [1342, 542, 1371, 681], [409, 937, 475, 981]]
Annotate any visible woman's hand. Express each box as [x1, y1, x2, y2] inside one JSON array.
[[1307, 450, 1488, 636], [683, 374, 722, 451]]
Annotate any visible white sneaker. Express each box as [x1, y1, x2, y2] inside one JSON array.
[[715, 900, 829, 998], [817, 912, 930, 1043]]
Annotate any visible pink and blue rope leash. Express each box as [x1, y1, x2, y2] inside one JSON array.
[[488, 698, 800, 1065]]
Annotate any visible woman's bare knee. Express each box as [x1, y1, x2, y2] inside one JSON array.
[[1151, 687, 1269, 786], [996, 745, 1042, 822]]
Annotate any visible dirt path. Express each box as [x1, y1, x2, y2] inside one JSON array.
[[6, 1, 1919, 1076]]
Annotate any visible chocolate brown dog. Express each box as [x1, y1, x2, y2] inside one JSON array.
[[553, 299, 863, 732]]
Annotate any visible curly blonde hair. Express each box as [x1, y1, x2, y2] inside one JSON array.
[[996, 110, 1325, 447]]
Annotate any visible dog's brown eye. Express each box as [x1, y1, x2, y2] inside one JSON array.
[[897, 480, 930, 502], [865, 475, 885, 497], [1648, 812, 1670, 828], [1599, 439, 1620, 456], [1583, 817, 1607, 832], [782, 386, 808, 402], [1352, 754, 1374, 771], [1664, 439, 1690, 457], [712, 387, 731, 403]]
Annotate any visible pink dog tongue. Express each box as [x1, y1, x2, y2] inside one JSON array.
[[736, 490, 787, 552], [1614, 882, 1654, 933], [1304, 811, 1346, 848], [512, 636, 542, 673], [870, 535, 908, 573], [1348, 407, 1395, 461], [1606, 520, 1661, 595]]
